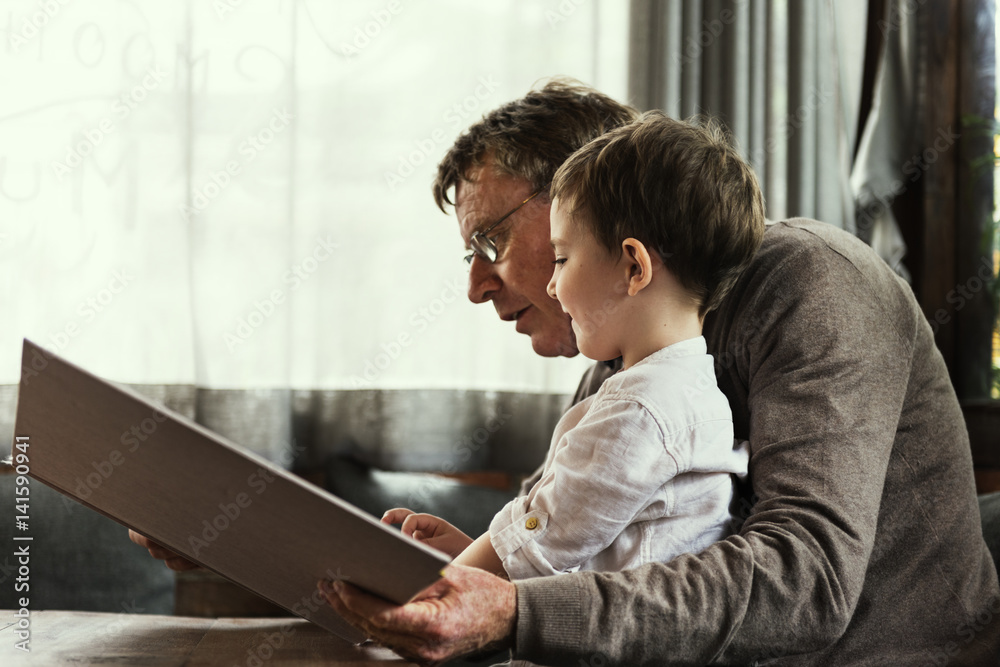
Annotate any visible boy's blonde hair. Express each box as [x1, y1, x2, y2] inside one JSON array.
[[550, 111, 766, 316]]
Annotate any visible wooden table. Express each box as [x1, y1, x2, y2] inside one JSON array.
[[0, 610, 416, 666]]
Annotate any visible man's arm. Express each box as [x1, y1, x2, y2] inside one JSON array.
[[514, 230, 917, 664], [330, 231, 914, 665], [325, 229, 940, 664]]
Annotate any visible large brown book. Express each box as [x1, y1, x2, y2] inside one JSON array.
[[10, 339, 449, 643]]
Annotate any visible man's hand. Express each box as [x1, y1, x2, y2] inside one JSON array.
[[318, 563, 516, 665], [382, 508, 474, 559], [128, 529, 201, 571]]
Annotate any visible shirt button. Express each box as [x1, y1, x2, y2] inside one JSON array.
[[525, 517, 538, 530]]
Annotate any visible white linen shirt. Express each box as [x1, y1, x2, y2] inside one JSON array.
[[489, 336, 749, 580]]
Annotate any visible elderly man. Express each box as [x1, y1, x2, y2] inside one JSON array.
[[135, 80, 999, 665], [320, 80, 1000, 665]]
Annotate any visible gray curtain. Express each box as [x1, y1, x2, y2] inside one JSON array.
[[628, 0, 909, 273], [850, 0, 928, 279], [0, 383, 564, 476]]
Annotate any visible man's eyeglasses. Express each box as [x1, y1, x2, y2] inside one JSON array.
[[464, 188, 544, 265]]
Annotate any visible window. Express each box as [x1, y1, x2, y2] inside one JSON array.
[[993, 14, 1000, 398], [0, 1, 629, 394]]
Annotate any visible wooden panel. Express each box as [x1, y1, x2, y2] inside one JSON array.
[[966, 401, 1000, 492], [174, 570, 291, 618], [966, 401, 1000, 467], [11, 340, 448, 644], [182, 617, 412, 666], [0, 611, 414, 666], [920, 0, 961, 373], [975, 469, 1000, 494], [434, 471, 512, 491]]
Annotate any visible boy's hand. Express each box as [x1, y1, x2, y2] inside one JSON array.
[[382, 508, 474, 558]]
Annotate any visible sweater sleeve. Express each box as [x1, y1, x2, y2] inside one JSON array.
[[513, 236, 916, 665]]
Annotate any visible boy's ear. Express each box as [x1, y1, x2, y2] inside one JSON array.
[[621, 238, 654, 297]]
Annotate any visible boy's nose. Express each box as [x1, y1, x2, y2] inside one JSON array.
[[546, 273, 558, 300]]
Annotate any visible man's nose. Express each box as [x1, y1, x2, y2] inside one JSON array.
[[467, 255, 502, 304]]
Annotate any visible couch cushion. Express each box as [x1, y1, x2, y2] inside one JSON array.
[[325, 457, 514, 539], [0, 475, 174, 614]]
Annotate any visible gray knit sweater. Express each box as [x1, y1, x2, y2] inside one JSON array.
[[512, 219, 1000, 665]]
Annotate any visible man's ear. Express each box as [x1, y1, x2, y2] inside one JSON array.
[[621, 238, 654, 297]]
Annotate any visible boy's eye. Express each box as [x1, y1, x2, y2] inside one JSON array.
[[552, 258, 567, 265]]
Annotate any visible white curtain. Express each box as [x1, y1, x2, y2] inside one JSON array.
[[850, 0, 924, 279], [1, 0, 628, 395]]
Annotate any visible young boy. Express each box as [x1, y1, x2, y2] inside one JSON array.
[[384, 111, 765, 582]]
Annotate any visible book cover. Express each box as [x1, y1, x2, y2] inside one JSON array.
[[10, 339, 449, 643]]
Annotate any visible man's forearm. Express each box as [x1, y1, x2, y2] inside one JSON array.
[[512, 528, 852, 665], [513, 540, 757, 665]]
